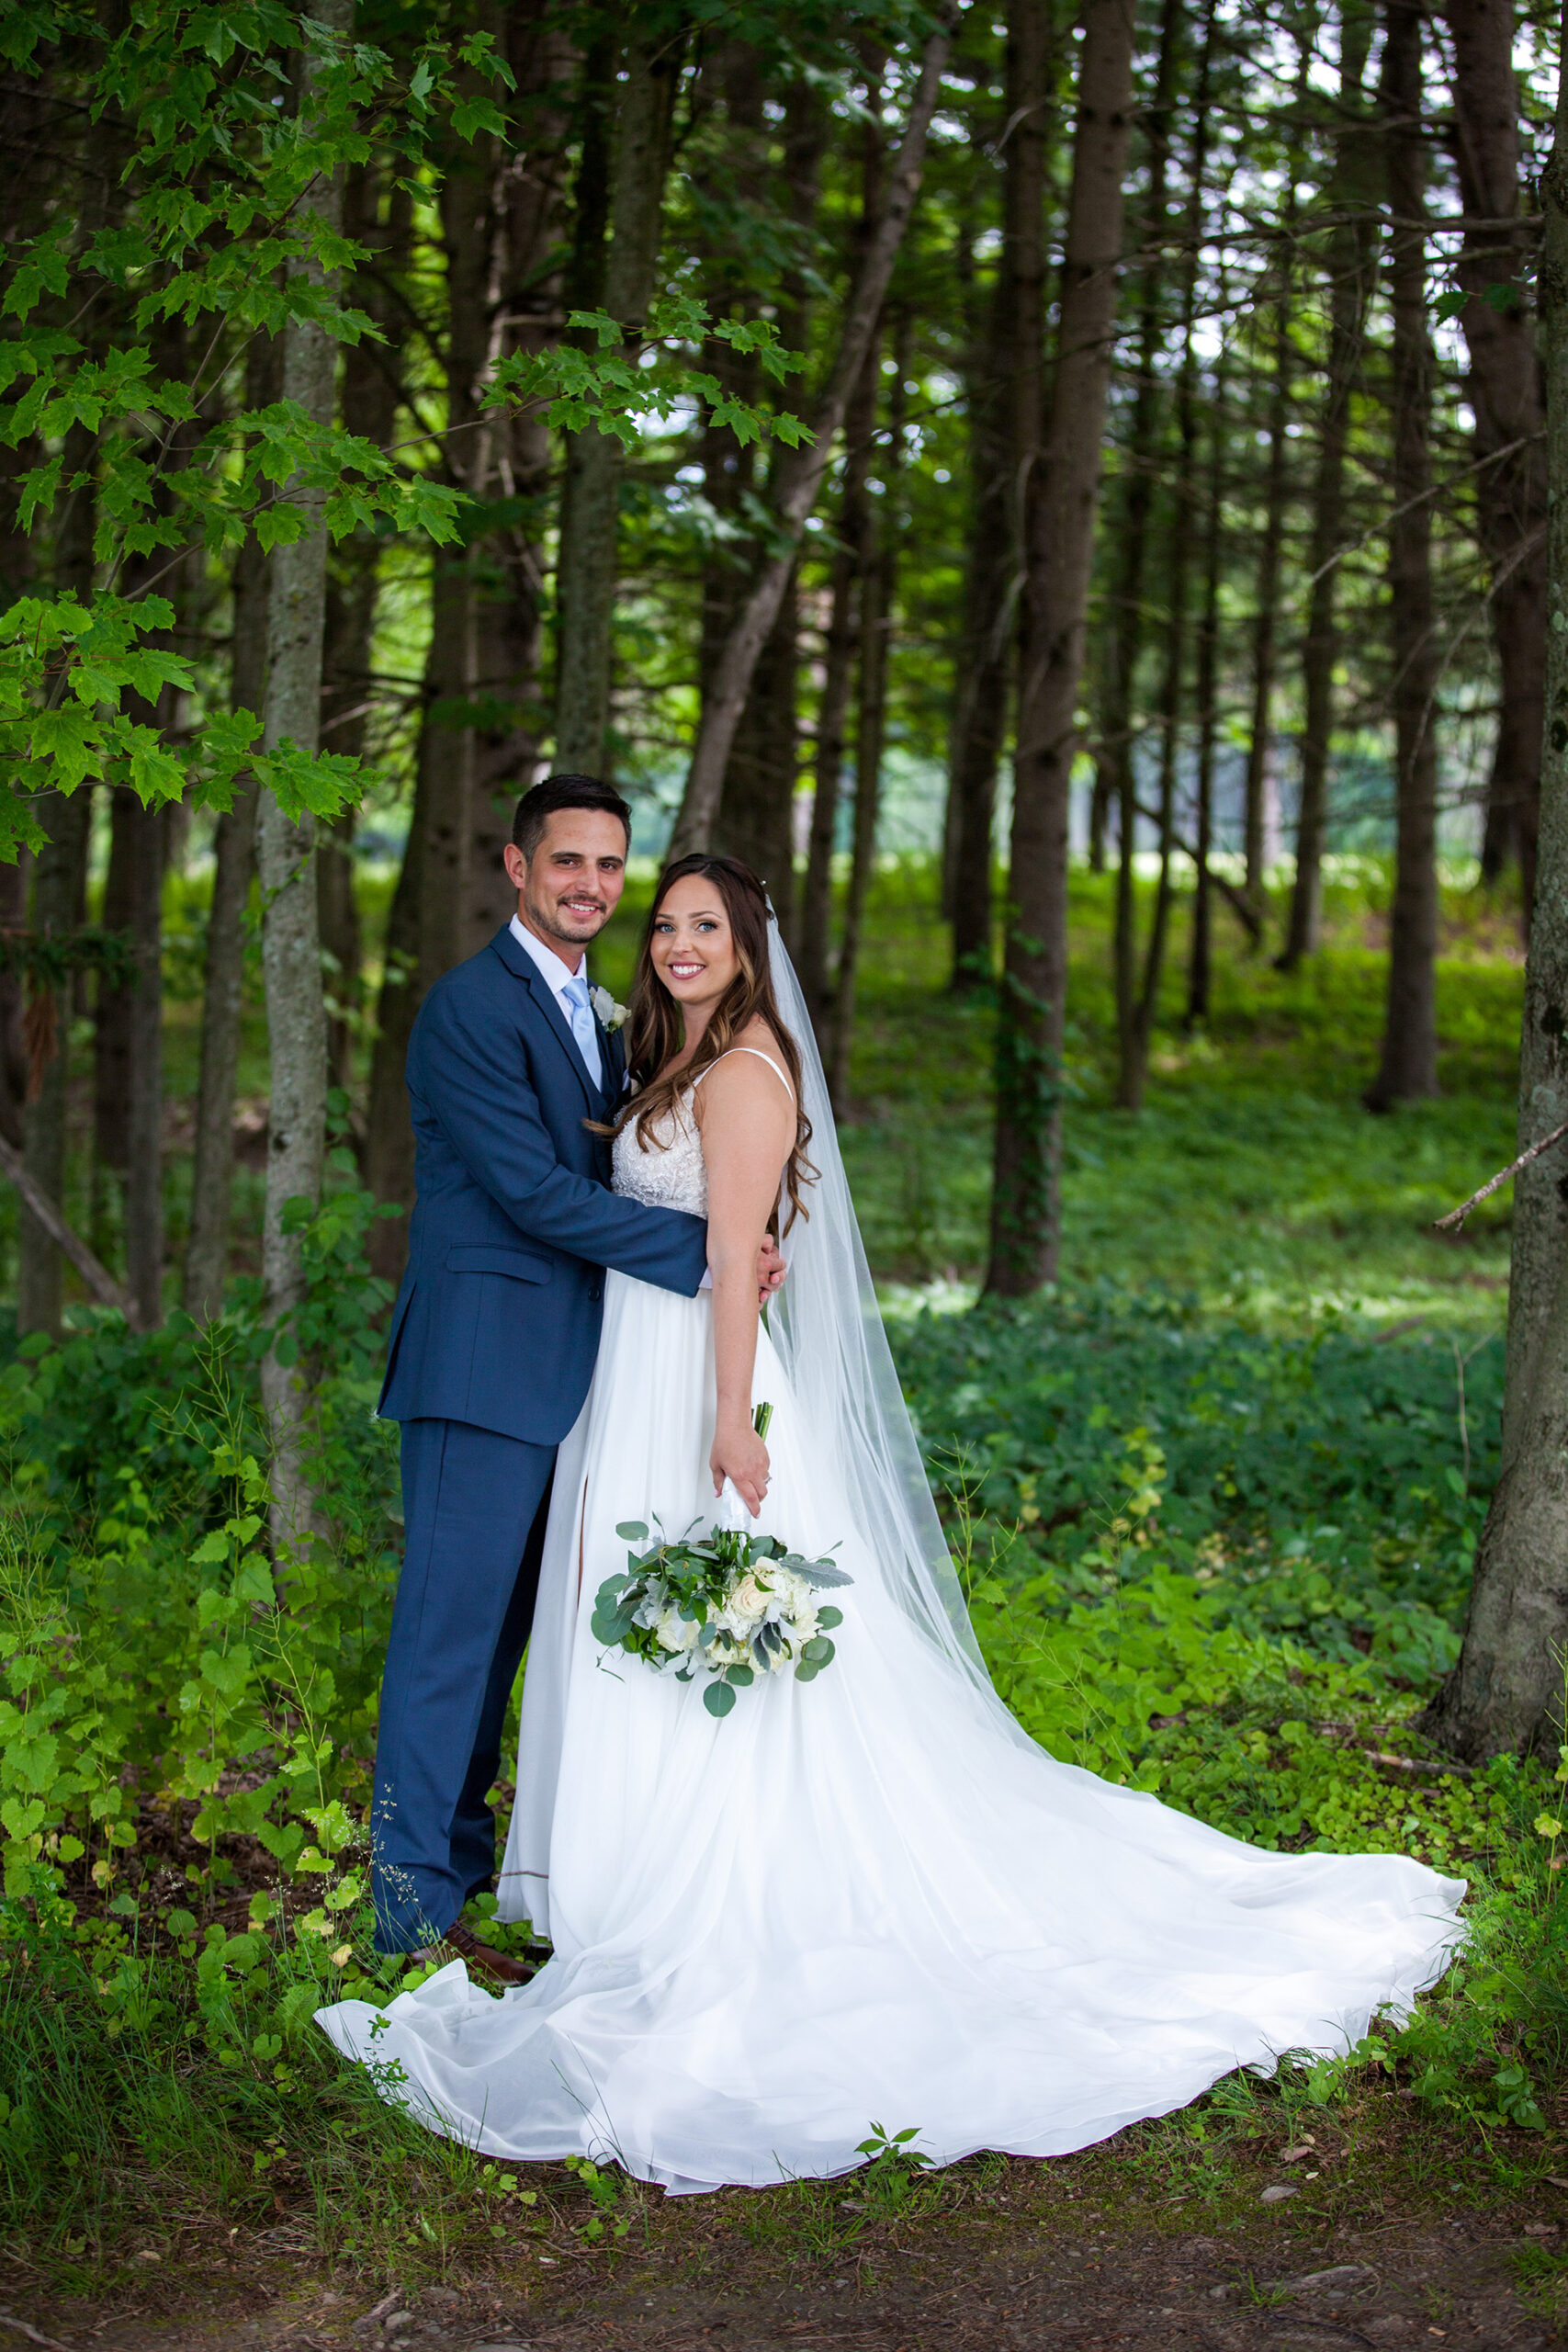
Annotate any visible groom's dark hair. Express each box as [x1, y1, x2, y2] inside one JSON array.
[[512, 774, 633, 859]]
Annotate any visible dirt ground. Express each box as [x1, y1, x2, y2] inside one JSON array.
[[7, 2177, 1565, 2352]]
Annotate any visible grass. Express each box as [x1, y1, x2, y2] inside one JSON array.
[[0, 853, 1558, 2335]]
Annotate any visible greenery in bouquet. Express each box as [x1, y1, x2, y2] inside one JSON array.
[[592, 1412, 852, 1719]]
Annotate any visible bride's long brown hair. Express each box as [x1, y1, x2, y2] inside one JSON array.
[[600, 854, 816, 1230]]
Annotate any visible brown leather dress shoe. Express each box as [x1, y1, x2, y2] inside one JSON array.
[[433, 1918, 535, 1988]]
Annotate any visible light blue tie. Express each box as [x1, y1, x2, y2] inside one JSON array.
[[560, 971, 604, 1091]]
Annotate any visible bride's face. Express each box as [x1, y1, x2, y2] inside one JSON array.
[[649, 876, 739, 1018]]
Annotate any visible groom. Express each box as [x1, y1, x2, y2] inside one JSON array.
[[370, 773, 782, 1980]]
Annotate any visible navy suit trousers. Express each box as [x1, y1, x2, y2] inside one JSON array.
[[371, 1417, 555, 1952]]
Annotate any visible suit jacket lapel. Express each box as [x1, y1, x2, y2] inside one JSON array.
[[594, 1009, 623, 1114], [488, 926, 598, 1117]]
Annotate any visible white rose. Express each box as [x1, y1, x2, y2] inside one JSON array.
[[591, 984, 627, 1032], [726, 1573, 772, 1624], [654, 1607, 699, 1655]]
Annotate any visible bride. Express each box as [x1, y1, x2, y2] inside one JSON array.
[[317, 854, 1464, 2193]]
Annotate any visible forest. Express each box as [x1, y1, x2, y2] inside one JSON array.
[[4, 0, 1568, 2339]]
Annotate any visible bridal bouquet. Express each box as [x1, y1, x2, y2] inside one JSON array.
[[592, 1411, 852, 1719]]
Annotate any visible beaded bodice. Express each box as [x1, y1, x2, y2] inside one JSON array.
[[613, 1089, 707, 1216]]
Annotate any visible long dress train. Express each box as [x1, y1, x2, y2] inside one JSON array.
[[316, 1056, 1465, 2193]]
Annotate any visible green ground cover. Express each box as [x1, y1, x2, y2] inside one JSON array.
[[3, 860, 1562, 2312]]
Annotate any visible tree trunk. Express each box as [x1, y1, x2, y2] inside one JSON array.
[[829, 320, 908, 1108], [795, 84, 888, 1018], [1107, 0, 1179, 1103], [0, 851, 28, 1149], [795, 345, 878, 1026], [1241, 79, 1305, 922], [463, 4, 574, 954], [185, 334, 277, 1321], [19, 419, 96, 1339], [0, 440, 34, 1152], [986, 0, 1136, 1296], [1365, 0, 1440, 1112], [1442, 0, 1548, 915], [946, 69, 1027, 991], [1280, 0, 1378, 969], [668, 7, 957, 858], [1120, 0, 1214, 1112], [554, 29, 685, 775], [714, 78, 828, 928], [361, 550, 470, 1272], [1423, 5, 1568, 1759], [123, 788, 165, 1329], [18, 792, 92, 1339], [1186, 321, 1229, 1028], [93, 786, 136, 1245], [316, 163, 407, 1097], [256, 0, 351, 1552], [362, 144, 489, 1264]]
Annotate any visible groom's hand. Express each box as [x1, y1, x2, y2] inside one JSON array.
[[756, 1236, 786, 1307]]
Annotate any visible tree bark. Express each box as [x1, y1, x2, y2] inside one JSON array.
[[185, 335, 276, 1321], [123, 787, 165, 1329], [986, 0, 1136, 1296], [1241, 75, 1306, 922], [0, 439, 34, 1151], [316, 163, 407, 1096], [0, 851, 28, 1150], [829, 319, 908, 1108], [1119, 0, 1214, 1111], [946, 59, 1031, 990], [1280, 0, 1378, 969], [1365, 0, 1440, 1112], [554, 28, 685, 775], [1107, 0, 1179, 1102], [795, 344, 878, 1027], [795, 82, 888, 1018], [19, 418, 96, 1339], [93, 786, 136, 1232], [714, 76, 828, 925], [668, 7, 957, 858], [1441, 0, 1548, 914], [463, 4, 573, 953], [1186, 320, 1229, 1028], [1424, 0, 1568, 1759], [0, 1130, 130, 1313], [256, 0, 351, 1551], [18, 791, 92, 1338]]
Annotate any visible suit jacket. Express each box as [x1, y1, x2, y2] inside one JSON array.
[[378, 923, 709, 1445]]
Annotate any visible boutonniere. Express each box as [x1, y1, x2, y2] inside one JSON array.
[[591, 983, 628, 1033]]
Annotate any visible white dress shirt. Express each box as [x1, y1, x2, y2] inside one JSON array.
[[509, 912, 603, 1091], [510, 913, 711, 1283]]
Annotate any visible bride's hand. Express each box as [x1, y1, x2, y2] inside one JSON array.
[[755, 1234, 785, 1307], [711, 1418, 770, 1518]]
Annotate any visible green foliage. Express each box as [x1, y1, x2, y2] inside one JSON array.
[[900, 1293, 1495, 1680], [0, 6, 809, 858], [854, 2122, 935, 2217], [0, 1182, 400, 1912]]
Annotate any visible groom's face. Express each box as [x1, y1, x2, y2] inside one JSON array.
[[504, 810, 628, 956]]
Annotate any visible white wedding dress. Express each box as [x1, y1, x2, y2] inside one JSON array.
[[317, 968, 1465, 2194]]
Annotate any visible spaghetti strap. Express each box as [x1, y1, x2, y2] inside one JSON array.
[[692, 1046, 795, 1102]]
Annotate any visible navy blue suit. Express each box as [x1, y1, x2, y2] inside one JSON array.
[[371, 922, 708, 1951]]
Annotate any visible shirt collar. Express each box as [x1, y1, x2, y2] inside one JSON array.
[[509, 911, 586, 1001]]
